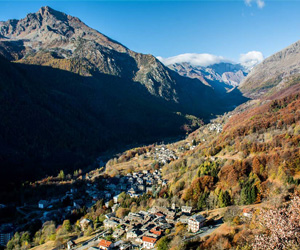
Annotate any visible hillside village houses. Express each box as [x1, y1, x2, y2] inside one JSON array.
[[209, 123, 223, 133], [98, 204, 207, 249], [151, 145, 177, 164], [4, 145, 211, 250]]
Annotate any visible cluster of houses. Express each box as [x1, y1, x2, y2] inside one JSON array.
[[36, 170, 167, 226], [124, 170, 166, 198], [96, 204, 206, 249], [148, 145, 177, 164], [208, 123, 223, 133]]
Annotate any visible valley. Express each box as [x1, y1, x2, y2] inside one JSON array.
[[1, 4, 300, 250]]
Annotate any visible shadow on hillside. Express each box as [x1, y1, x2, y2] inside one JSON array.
[[0, 56, 249, 196]]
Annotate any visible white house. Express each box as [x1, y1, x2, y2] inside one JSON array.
[[38, 200, 48, 209], [142, 236, 157, 249], [188, 214, 206, 233], [113, 194, 119, 203], [181, 206, 192, 214]]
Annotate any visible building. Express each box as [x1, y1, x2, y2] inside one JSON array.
[[171, 203, 176, 210], [98, 239, 113, 250], [126, 229, 142, 239], [0, 224, 14, 246], [150, 227, 162, 236], [112, 228, 125, 239], [79, 218, 92, 231], [178, 214, 189, 224], [243, 208, 253, 218], [38, 200, 48, 209], [103, 219, 119, 229], [142, 236, 157, 249], [113, 194, 119, 203], [188, 214, 206, 233], [181, 206, 192, 214]]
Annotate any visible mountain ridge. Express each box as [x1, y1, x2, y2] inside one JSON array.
[[166, 61, 247, 87], [240, 40, 300, 98]]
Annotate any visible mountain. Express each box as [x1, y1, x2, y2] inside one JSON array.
[[167, 62, 247, 87], [240, 40, 300, 98], [0, 7, 247, 187]]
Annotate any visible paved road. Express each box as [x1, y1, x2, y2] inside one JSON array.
[[75, 238, 100, 250], [74, 230, 108, 250], [184, 223, 223, 242]]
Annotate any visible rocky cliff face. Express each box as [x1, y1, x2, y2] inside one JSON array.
[[167, 62, 247, 87], [240, 40, 300, 98]]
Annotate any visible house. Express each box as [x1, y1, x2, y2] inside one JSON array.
[[38, 200, 48, 209], [67, 240, 76, 250], [80, 218, 92, 231], [155, 212, 165, 218], [112, 228, 125, 239], [98, 239, 113, 250], [128, 187, 136, 196], [181, 206, 192, 214], [188, 214, 206, 233], [126, 229, 142, 239], [171, 203, 176, 210], [113, 194, 119, 203], [138, 185, 145, 191], [112, 204, 119, 213], [150, 227, 162, 236], [103, 219, 119, 229], [105, 213, 116, 219], [243, 208, 253, 218], [142, 236, 157, 249]]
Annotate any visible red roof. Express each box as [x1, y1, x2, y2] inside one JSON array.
[[98, 239, 112, 248], [155, 212, 164, 217], [150, 227, 162, 236], [243, 208, 252, 213], [142, 236, 157, 243]]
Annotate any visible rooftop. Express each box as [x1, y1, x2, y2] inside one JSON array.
[[142, 236, 157, 243], [98, 239, 112, 248]]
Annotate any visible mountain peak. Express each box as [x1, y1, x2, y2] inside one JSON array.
[[36, 6, 70, 22]]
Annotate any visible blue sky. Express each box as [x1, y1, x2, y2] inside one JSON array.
[[0, 0, 299, 63]]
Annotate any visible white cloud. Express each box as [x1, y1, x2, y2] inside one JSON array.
[[239, 51, 264, 69], [245, 0, 265, 8], [157, 53, 232, 67]]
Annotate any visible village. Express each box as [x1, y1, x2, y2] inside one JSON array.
[[0, 122, 226, 250], [72, 204, 210, 250]]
